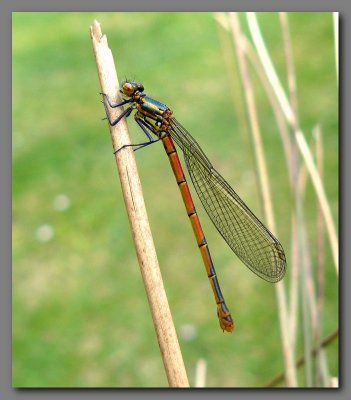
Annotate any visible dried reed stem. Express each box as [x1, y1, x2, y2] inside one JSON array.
[[229, 12, 297, 387], [333, 12, 339, 85], [222, 11, 336, 388], [195, 359, 207, 388], [314, 125, 331, 386], [247, 12, 338, 275], [265, 329, 338, 387], [90, 20, 189, 388], [279, 13, 315, 386]]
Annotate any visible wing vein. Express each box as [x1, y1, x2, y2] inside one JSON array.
[[169, 118, 286, 282]]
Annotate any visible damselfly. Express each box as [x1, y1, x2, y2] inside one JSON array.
[[101, 80, 286, 332]]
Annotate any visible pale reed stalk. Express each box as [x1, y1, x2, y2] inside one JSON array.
[[229, 12, 297, 387], [246, 12, 338, 275]]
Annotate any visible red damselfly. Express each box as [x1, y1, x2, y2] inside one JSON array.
[[101, 80, 286, 332]]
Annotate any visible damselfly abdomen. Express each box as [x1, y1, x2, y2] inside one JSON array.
[[101, 80, 286, 332]]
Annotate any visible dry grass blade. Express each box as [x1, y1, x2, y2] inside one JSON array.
[[265, 329, 338, 387], [229, 12, 297, 387], [195, 359, 207, 388], [333, 12, 339, 85], [246, 12, 338, 275]]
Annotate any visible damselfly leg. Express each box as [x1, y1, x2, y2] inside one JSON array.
[[101, 93, 160, 153]]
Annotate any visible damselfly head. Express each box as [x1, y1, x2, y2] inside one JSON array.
[[120, 80, 144, 98]]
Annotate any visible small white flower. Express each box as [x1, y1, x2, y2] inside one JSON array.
[[53, 194, 71, 211], [36, 224, 54, 242]]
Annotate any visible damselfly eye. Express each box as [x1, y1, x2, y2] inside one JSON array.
[[122, 82, 135, 96]]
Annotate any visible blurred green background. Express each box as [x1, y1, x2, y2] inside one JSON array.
[[12, 12, 338, 387]]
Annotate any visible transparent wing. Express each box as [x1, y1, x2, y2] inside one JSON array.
[[169, 118, 286, 282]]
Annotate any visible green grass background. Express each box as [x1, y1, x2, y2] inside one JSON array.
[[12, 12, 338, 387]]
